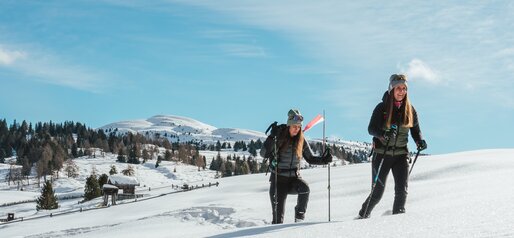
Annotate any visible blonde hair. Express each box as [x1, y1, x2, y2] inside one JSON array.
[[385, 92, 414, 128]]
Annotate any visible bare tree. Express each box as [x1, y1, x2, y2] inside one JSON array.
[[64, 159, 79, 178], [122, 165, 135, 176]]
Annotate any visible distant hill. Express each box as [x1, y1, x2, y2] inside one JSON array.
[[98, 115, 267, 144]]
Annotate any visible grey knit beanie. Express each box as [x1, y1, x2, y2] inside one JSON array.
[[287, 109, 303, 126], [388, 74, 408, 93]]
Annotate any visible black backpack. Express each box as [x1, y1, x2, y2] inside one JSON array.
[[262, 122, 288, 159]]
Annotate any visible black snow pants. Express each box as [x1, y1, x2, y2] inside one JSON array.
[[269, 173, 310, 224], [359, 153, 409, 218]]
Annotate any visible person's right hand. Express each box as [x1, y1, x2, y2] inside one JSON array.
[[383, 125, 397, 143]]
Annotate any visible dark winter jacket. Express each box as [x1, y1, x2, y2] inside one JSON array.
[[260, 127, 326, 177], [369, 91, 423, 156]]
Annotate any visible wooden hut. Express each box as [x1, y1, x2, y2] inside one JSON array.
[[107, 175, 140, 195], [102, 184, 119, 206]]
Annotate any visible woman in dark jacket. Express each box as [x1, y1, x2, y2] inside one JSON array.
[[260, 109, 332, 224], [358, 74, 427, 219]]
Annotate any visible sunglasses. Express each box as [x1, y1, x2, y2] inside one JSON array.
[[392, 74, 408, 82], [289, 115, 304, 121]]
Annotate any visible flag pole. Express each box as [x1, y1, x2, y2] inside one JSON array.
[[323, 110, 330, 222]]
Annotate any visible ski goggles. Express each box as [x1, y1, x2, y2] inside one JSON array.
[[288, 115, 304, 122]]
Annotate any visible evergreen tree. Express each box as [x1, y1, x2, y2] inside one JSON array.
[[117, 148, 126, 163], [215, 140, 221, 151], [98, 173, 109, 189], [224, 161, 233, 177], [36, 180, 59, 210], [248, 146, 257, 157], [233, 141, 240, 152], [164, 149, 173, 161], [209, 157, 218, 171], [83, 174, 101, 201], [71, 143, 78, 158], [109, 165, 118, 175], [127, 144, 141, 164], [255, 139, 263, 150], [0, 148, 6, 163]]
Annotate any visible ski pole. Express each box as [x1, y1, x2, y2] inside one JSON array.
[[273, 135, 278, 224], [409, 149, 421, 176], [362, 125, 396, 217]]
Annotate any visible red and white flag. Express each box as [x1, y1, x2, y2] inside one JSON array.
[[303, 114, 324, 132]]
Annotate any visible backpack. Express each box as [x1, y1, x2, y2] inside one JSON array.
[[262, 122, 288, 159]]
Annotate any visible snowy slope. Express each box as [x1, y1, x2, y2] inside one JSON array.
[[98, 115, 267, 144], [1, 149, 512, 237]]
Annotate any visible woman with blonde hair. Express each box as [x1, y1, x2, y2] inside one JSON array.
[[358, 74, 427, 219], [260, 109, 332, 224]]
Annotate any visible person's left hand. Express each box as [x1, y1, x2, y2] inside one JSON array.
[[417, 140, 427, 151], [322, 148, 333, 163]]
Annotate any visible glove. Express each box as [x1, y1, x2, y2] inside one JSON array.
[[271, 159, 278, 168], [416, 140, 427, 151], [383, 125, 398, 143], [321, 148, 333, 164]]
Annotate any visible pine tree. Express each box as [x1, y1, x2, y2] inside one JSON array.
[[109, 165, 118, 175], [84, 174, 101, 201], [249, 146, 257, 157], [71, 143, 78, 158], [215, 140, 221, 151], [98, 173, 109, 189], [36, 180, 59, 210], [1, 148, 7, 163], [209, 157, 218, 171], [164, 149, 173, 161], [117, 148, 126, 163], [224, 161, 233, 177]]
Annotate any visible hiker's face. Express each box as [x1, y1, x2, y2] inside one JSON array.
[[394, 84, 407, 101], [289, 124, 301, 137]]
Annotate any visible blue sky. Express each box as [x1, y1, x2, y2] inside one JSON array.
[[1, 1, 513, 154]]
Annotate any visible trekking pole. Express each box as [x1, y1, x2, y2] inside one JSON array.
[[409, 149, 422, 176], [362, 124, 396, 217], [273, 134, 278, 224]]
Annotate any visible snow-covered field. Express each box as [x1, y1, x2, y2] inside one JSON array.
[[1, 149, 512, 237]]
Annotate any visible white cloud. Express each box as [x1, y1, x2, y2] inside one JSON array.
[[493, 48, 514, 58], [219, 43, 266, 58], [0, 45, 26, 65], [401, 59, 441, 84], [0, 43, 111, 93]]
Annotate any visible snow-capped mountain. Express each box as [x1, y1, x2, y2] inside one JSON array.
[[98, 115, 267, 144], [99, 115, 372, 160]]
